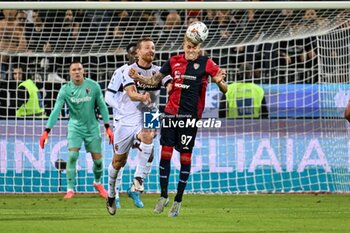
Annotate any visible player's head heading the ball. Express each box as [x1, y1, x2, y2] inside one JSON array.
[[183, 21, 208, 60], [183, 35, 202, 61]]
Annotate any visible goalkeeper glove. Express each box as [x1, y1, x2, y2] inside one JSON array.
[[105, 124, 114, 145], [39, 128, 51, 149]]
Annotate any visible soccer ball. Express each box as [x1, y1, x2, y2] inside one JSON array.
[[186, 21, 208, 44]]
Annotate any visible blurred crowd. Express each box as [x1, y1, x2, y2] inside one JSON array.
[[0, 5, 349, 117], [0, 5, 348, 83]]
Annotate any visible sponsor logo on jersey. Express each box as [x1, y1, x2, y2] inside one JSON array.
[[136, 81, 159, 90], [174, 70, 196, 81], [175, 83, 190, 89], [70, 96, 92, 103], [174, 63, 181, 67], [182, 75, 196, 80]]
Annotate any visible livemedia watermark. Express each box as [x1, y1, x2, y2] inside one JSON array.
[[143, 111, 222, 129]]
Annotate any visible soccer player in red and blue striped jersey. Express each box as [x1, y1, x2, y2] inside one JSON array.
[[129, 34, 227, 217]]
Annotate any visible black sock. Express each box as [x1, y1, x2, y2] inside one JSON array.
[[159, 158, 171, 198], [108, 196, 115, 206], [175, 163, 191, 202]]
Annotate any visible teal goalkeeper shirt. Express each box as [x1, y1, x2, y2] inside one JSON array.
[[46, 78, 110, 134]]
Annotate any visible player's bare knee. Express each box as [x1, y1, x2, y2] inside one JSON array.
[[68, 147, 80, 152], [138, 130, 154, 144], [112, 159, 124, 169], [144, 134, 154, 144], [111, 159, 119, 169], [91, 153, 102, 160], [117, 154, 128, 167], [112, 154, 127, 169], [117, 159, 127, 168]]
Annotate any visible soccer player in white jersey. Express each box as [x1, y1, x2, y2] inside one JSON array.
[[105, 43, 137, 209], [105, 37, 171, 215]]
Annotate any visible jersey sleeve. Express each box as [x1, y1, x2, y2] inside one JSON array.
[[107, 67, 124, 94], [161, 75, 172, 87], [95, 82, 110, 123], [122, 65, 136, 89], [159, 59, 172, 76], [155, 64, 172, 87], [206, 58, 220, 77], [106, 70, 119, 94], [105, 90, 119, 109], [46, 86, 66, 129], [105, 68, 123, 109]]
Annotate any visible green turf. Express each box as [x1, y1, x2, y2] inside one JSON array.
[[0, 193, 349, 233]]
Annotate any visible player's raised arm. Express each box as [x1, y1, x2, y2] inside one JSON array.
[[205, 56, 228, 94], [123, 65, 152, 104], [212, 69, 228, 94], [128, 68, 165, 86]]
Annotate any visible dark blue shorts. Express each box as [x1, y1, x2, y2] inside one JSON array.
[[160, 115, 198, 153]]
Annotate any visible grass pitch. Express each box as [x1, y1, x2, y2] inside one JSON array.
[[0, 193, 349, 233]]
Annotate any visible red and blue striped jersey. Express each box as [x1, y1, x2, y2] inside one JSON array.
[[160, 54, 219, 119]]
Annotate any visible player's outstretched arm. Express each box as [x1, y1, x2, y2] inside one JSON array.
[[129, 68, 165, 86], [212, 69, 228, 94]]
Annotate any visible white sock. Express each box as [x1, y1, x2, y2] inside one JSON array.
[[115, 167, 124, 199], [108, 163, 119, 198], [142, 162, 152, 180], [134, 142, 153, 178]]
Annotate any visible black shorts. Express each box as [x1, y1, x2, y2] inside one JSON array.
[[160, 115, 198, 153]]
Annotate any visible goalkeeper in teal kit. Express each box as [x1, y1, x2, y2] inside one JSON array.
[[39, 61, 113, 199]]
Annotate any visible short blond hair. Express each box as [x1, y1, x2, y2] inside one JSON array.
[[184, 34, 201, 46]]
